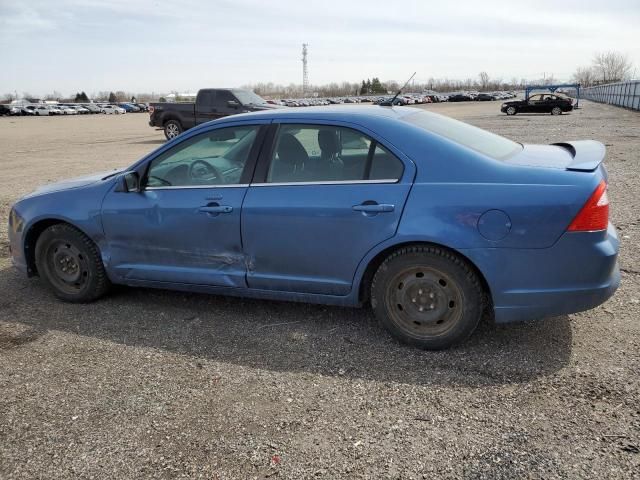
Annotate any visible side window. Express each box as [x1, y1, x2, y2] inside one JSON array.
[[198, 90, 215, 106], [369, 144, 405, 180], [145, 126, 260, 188], [217, 90, 236, 106], [266, 125, 404, 183]]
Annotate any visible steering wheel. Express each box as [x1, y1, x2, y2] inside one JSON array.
[[189, 159, 224, 184]]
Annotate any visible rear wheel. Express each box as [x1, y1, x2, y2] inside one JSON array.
[[551, 106, 562, 115], [506, 106, 517, 115], [35, 224, 110, 302], [371, 246, 484, 350], [164, 120, 182, 140]]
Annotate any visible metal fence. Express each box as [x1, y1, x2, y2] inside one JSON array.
[[582, 81, 640, 111]]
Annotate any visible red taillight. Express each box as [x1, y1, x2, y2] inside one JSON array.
[[567, 180, 609, 232], [148, 105, 155, 114]]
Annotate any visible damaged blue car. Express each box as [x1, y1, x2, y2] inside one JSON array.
[[8, 106, 620, 349]]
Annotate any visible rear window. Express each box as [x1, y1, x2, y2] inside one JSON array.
[[402, 111, 522, 160]]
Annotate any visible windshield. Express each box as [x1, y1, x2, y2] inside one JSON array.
[[232, 90, 267, 105], [402, 111, 522, 160]]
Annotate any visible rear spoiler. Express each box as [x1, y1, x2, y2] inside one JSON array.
[[552, 140, 606, 172]]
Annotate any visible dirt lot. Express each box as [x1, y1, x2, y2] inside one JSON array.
[[1, 102, 638, 479]]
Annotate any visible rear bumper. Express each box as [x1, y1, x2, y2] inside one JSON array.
[[462, 222, 620, 323]]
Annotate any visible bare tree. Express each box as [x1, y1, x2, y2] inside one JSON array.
[[592, 51, 633, 83], [1, 93, 16, 103], [572, 66, 597, 87], [478, 71, 490, 91]]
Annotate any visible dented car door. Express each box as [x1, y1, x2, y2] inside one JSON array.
[[101, 124, 267, 287]]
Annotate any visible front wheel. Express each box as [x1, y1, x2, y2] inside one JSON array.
[[371, 246, 485, 350], [164, 120, 183, 140], [35, 224, 110, 302], [551, 106, 562, 115], [506, 106, 517, 115]]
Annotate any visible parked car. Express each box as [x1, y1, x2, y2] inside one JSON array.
[[8, 106, 619, 350], [0, 104, 11, 116], [100, 104, 126, 114], [20, 106, 36, 115], [58, 105, 78, 115], [32, 105, 52, 116], [119, 103, 140, 113], [476, 93, 495, 101], [149, 88, 280, 140], [82, 104, 102, 114], [501, 94, 573, 115], [47, 106, 63, 115], [72, 105, 91, 114], [448, 93, 473, 102], [134, 103, 149, 112]]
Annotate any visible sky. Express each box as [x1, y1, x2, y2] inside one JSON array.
[[1, 0, 639, 96]]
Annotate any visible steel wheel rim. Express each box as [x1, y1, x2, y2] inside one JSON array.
[[386, 266, 463, 337], [166, 124, 179, 138], [45, 240, 90, 294], [552, 107, 561, 115]]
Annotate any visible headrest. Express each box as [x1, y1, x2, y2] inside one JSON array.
[[318, 129, 341, 156]]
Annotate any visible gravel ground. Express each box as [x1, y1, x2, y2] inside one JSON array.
[[0, 102, 638, 479]]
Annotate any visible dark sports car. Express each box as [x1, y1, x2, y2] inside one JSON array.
[[501, 93, 573, 115]]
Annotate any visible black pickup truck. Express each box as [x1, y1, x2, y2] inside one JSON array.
[[149, 88, 280, 139]]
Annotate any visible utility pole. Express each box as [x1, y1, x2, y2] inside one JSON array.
[[302, 43, 309, 96]]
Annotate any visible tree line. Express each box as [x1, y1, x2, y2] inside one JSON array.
[[572, 51, 635, 87]]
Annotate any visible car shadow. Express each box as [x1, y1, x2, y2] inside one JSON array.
[[0, 265, 572, 387]]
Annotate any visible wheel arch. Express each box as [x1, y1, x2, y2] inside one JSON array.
[[23, 218, 97, 277], [357, 240, 493, 308], [162, 115, 182, 127]]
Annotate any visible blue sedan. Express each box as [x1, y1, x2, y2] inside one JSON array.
[[7, 106, 620, 349]]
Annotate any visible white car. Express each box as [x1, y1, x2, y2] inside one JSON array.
[[58, 105, 78, 115], [69, 105, 90, 114], [32, 106, 52, 116], [100, 104, 126, 114], [47, 106, 63, 115]]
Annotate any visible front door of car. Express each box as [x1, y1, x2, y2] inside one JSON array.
[[241, 123, 415, 296], [101, 123, 267, 287], [526, 94, 547, 113]]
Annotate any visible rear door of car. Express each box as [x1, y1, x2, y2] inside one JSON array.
[[241, 121, 415, 296]]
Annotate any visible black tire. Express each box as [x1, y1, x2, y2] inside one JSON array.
[[506, 106, 517, 115], [164, 120, 183, 140], [371, 246, 485, 350], [551, 106, 562, 115], [35, 224, 110, 302]]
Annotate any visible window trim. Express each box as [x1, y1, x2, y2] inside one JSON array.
[[253, 123, 405, 185], [140, 124, 267, 190]]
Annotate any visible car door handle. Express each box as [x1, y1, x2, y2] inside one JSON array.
[[352, 203, 395, 213], [199, 205, 233, 214]]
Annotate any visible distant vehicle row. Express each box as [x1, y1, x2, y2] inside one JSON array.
[[0, 102, 150, 116], [271, 91, 518, 107]]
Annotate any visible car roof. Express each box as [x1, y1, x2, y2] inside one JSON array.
[[218, 105, 421, 123]]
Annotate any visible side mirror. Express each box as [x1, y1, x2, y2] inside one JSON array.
[[116, 171, 140, 192], [227, 100, 240, 108]]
